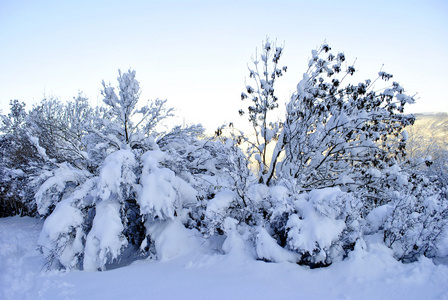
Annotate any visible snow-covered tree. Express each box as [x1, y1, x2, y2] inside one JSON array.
[[37, 69, 249, 270], [233, 39, 447, 266], [95, 69, 173, 149], [38, 69, 173, 270], [11, 42, 447, 271], [239, 38, 286, 182], [0, 100, 42, 216], [271, 44, 414, 193]]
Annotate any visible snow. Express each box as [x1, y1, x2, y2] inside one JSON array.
[[221, 217, 246, 255], [138, 150, 197, 220], [368, 168, 382, 178], [38, 198, 85, 269], [401, 129, 409, 141], [1, 216, 448, 300], [145, 219, 202, 261], [34, 163, 90, 215], [205, 190, 235, 219], [366, 205, 389, 233], [83, 200, 127, 271], [97, 149, 136, 202], [256, 226, 298, 263], [285, 188, 358, 263]]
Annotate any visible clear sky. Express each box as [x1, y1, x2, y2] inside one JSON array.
[[1, 0, 447, 132]]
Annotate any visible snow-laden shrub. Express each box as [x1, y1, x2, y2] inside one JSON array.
[[37, 70, 185, 270], [83, 199, 128, 271], [34, 162, 91, 216], [0, 100, 43, 217], [382, 192, 448, 262], [29, 47, 448, 272], [360, 169, 448, 262], [36, 69, 257, 270], [239, 39, 415, 190], [205, 184, 364, 267], [138, 149, 197, 220], [284, 188, 363, 267], [38, 177, 96, 269], [236, 186, 363, 267], [38, 146, 200, 270]]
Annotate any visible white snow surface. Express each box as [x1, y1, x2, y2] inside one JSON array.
[[1, 216, 448, 300]]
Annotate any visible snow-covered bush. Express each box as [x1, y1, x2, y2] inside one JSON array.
[[34, 163, 91, 216], [37, 69, 252, 270], [38, 179, 95, 269], [278, 45, 414, 196], [0, 100, 43, 217], [6, 40, 447, 272], [375, 177, 448, 262], [225, 185, 363, 267], [284, 188, 363, 267], [234, 39, 447, 267]]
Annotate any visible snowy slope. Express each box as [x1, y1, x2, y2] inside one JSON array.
[[1, 216, 448, 300]]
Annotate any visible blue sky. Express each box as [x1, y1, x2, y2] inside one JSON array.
[[1, 0, 447, 131]]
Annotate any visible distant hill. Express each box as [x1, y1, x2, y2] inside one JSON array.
[[411, 113, 448, 141], [405, 113, 448, 160]]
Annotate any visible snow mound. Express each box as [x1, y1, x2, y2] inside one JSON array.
[[146, 219, 202, 260]]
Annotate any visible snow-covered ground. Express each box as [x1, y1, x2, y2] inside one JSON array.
[[1, 216, 448, 300]]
